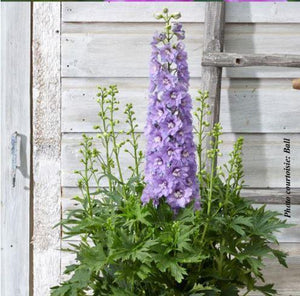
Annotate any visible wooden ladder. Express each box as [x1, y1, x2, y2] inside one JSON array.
[[201, 2, 300, 170]]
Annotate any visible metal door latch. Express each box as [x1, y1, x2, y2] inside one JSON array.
[[11, 132, 21, 187]]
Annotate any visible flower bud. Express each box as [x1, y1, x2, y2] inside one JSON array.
[[154, 13, 163, 20], [172, 12, 181, 20]]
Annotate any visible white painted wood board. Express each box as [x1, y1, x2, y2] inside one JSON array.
[[61, 23, 300, 78], [32, 3, 61, 295], [62, 78, 300, 133], [1, 3, 31, 296], [62, 3, 300, 23]]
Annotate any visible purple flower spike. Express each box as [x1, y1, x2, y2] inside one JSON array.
[[142, 15, 200, 211]]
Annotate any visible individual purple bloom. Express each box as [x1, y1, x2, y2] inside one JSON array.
[[160, 44, 176, 63], [181, 94, 193, 110], [168, 163, 189, 180], [155, 178, 173, 197], [162, 115, 183, 136], [150, 59, 161, 78], [171, 23, 183, 33], [163, 144, 182, 162], [156, 71, 177, 92], [154, 102, 170, 123], [142, 18, 200, 211], [176, 41, 185, 52], [151, 32, 167, 45], [176, 50, 187, 64], [168, 185, 193, 209], [163, 89, 184, 108], [175, 30, 185, 41], [152, 132, 164, 147], [171, 22, 185, 40], [147, 157, 165, 179]]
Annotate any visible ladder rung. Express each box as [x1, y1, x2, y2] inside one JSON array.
[[202, 52, 300, 68]]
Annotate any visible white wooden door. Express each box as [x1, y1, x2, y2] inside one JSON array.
[[1, 3, 31, 296]]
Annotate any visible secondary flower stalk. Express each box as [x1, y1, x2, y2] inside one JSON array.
[[142, 9, 199, 210]]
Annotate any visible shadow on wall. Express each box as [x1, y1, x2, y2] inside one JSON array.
[[19, 134, 30, 180]]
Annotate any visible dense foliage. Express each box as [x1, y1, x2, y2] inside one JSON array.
[[51, 88, 290, 296], [51, 10, 291, 296]]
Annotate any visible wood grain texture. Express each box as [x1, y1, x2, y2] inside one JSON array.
[[61, 23, 300, 78], [203, 53, 300, 68], [1, 3, 31, 295], [201, 2, 225, 171], [61, 78, 300, 133], [242, 188, 300, 205], [61, 133, 300, 188], [62, 2, 300, 23], [32, 3, 61, 295]]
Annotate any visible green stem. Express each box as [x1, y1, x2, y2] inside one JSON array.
[[207, 143, 217, 216], [164, 13, 172, 72], [83, 140, 93, 217], [197, 109, 203, 176], [129, 122, 139, 178], [109, 98, 124, 185], [201, 134, 218, 243], [218, 238, 225, 275], [197, 99, 206, 196], [100, 95, 113, 191], [224, 161, 233, 214]]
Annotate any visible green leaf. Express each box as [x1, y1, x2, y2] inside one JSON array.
[[169, 262, 187, 283], [71, 266, 91, 286], [271, 249, 288, 268], [78, 244, 106, 271], [221, 284, 239, 296], [51, 285, 71, 296], [254, 284, 277, 296], [231, 224, 246, 236]]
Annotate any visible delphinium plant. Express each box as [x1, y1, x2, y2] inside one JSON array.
[[142, 9, 199, 210], [51, 10, 291, 296]]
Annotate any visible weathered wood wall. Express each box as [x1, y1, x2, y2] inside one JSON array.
[[35, 2, 300, 295], [1, 3, 31, 295], [32, 3, 61, 296]]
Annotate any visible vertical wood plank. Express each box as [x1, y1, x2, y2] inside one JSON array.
[[201, 2, 225, 170], [32, 3, 61, 295], [1, 3, 31, 296]]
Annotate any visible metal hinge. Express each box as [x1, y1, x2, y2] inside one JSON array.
[[11, 131, 21, 187]]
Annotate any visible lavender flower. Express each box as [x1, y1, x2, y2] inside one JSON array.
[[142, 9, 200, 211]]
